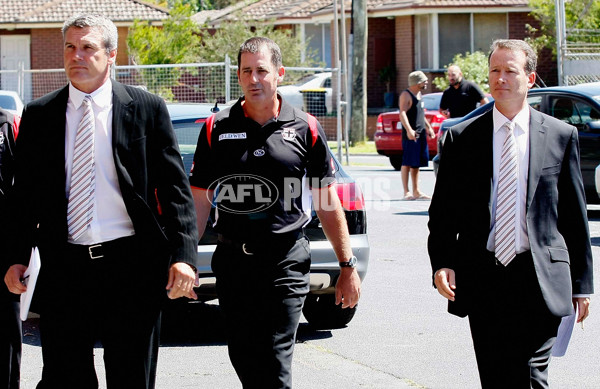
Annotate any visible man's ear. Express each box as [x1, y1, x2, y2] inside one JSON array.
[[527, 71, 536, 88], [277, 66, 285, 83], [108, 49, 117, 66]]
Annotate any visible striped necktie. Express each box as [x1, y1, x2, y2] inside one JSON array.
[[495, 121, 517, 266], [67, 95, 95, 240]]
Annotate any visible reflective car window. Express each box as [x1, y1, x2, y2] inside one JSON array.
[[527, 95, 542, 111], [422, 94, 441, 110], [323, 78, 331, 88], [549, 96, 600, 132], [0, 96, 16, 110]]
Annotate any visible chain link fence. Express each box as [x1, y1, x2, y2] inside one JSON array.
[[0, 58, 341, 139], [563, 29, 600, 85]]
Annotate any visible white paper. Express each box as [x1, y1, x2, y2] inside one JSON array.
[[19, 247, 41, 321], [552, 307, 577, 357]]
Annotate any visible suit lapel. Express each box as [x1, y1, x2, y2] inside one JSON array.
[[110, 80, 135, 189], [527, 108, 548, 210]]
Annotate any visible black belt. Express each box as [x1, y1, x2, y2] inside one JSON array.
[[66, 235, 137, 260], [217, 231, 303, 256]]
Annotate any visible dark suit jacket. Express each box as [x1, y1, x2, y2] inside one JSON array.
[[7, 81, 198, 286], [428, 107, 594, 318]]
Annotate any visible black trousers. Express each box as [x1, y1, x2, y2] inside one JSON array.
[[35, 236, 165, 389], [467, 251, 561, 389], [212, 234, 311, 389], [0, 287, 21, 389]]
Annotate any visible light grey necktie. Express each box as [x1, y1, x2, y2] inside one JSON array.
[[495, 121, 517, 266], [67, 95, 95, 240]]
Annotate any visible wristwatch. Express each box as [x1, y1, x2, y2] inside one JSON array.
[[339, 256, 357, 268]]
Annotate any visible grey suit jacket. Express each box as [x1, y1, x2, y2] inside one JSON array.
[[428, 107, 593, 317], [7, 80, 199, 277]]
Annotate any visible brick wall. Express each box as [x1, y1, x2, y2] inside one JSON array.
[[367, 17, 396, 107], [509, 12, 557, 86], [395, 16, 415, 94]]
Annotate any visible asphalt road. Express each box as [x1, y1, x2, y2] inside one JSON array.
[[19, 155, 600, 388]]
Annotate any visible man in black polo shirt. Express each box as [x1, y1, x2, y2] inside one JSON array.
[[439, 65, 488, 118], [190, 37, 361, 389]]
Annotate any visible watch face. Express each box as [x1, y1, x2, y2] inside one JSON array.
[[341, 256, 357, 267]]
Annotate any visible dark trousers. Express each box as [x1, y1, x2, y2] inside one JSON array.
[[212, 235, 311, 389], [0, 288, 21, 389], [35, 236, 165, 389], [467, 251, 561, 389]]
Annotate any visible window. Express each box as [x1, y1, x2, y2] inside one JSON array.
[[416, 12, 508, 69], [305, 24, 332, 67], [527, 95, 543, 112]]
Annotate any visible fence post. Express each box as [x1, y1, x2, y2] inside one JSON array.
[[225, 55, 231, 103]]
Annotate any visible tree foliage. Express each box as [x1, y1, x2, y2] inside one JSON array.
[[127, 1, 203, 99], [432, 51, 490, 93], [526, 0, 600, 54], [198, 15, 322, 69]]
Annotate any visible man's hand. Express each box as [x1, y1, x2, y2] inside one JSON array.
[[166, 262, 198, 300], [335, 268, 361, 309], [4, 265, 28, 295], [406, 128, 417, 141], [574, 297, 590, 323], [434, 268, 456, 301]]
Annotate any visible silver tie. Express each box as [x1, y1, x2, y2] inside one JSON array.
[[495, 121, 517, 266], [67, 95, 95, 240]]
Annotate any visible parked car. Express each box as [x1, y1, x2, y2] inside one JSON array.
[[374, 92, 445, 170], [167, 102, 370, 328], [0, 90, 24, 116], [434, 82, 600, 203], [278, 72, 332, 115]]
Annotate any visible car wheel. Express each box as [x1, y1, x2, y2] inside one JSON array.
[[389, 155, 403, 171], [302, 294, 357, 329]]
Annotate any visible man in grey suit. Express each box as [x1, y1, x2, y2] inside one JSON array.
[[3, 14, 198, 388], [428, 39, 593, 388]]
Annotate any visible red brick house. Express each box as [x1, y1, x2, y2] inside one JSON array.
[[0, 0, 169, 101], [201, 0, 557, 110]]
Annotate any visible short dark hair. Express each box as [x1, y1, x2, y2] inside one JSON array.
[[237, 37, 282, 68], [489, 39, 537, 74]]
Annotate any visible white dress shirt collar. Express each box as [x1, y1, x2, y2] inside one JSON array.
[[68, 79, 112, 110], [492, 104, 530, 135]]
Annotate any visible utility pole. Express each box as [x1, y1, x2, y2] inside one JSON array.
[[351, 0, 367, 143]]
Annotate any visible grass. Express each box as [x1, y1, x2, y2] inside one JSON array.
[[327, 141, 376, 154]]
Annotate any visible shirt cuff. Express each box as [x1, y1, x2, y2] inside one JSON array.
[[573, 294, 591, 298]]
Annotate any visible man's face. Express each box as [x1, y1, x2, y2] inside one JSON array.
[[237, 46, 284, 105], [488, 48, 535, 106], [418, 80, 428, 91], [447, 67, 462, 87], [64, 26, 116, 93]]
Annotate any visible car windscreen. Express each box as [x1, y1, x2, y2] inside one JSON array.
[[422, 94, 441, 110], [0, 96, 17, 110], [173, 121, 202, 175]]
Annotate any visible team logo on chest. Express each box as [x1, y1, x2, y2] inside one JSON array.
[[282, 127, 296, 141], [253, 149, 266, 157]]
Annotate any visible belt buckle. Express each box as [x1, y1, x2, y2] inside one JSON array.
[[242, 243, 254, 256], [88, 244, 104, 259]]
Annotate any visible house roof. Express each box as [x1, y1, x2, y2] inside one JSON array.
[[203, 0, 529, 25], [0, 0, 169, 25]]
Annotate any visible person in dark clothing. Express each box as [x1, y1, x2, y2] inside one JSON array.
[[0, 107, 21, 389], [440, 65, 489, 118], [190, 37, 361, 389], [398, 71, 435, 200]]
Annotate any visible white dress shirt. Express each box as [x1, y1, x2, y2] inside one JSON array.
[[487, 105, 531, 254], [65, 80, 135, 244]]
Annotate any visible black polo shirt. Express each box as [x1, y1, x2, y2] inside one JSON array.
[[439, 80, 486, 118], [190, 96, 334, 241]]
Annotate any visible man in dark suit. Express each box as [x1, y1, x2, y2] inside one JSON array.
[[428, 39, 593, 388], [0, 108, 20, 389], [3, 15, 198, 389]]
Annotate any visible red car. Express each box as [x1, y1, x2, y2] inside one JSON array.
[[374, 92, 445, 170]]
